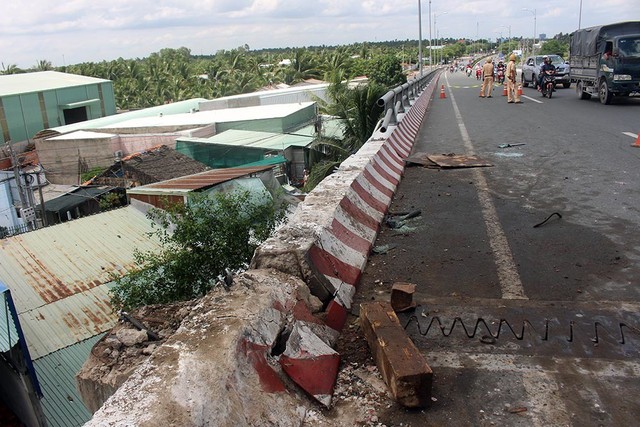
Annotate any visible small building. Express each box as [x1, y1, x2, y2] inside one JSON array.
[[126, 165, 278, 210], [0, 71, 117, 147], [90, 145, 210, 188]]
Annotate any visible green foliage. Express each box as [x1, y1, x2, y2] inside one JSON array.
[[366, 54, 405, 87], [110, 190, 284, 311], [99, 192, 124, 211], [81, 166, 107, 182], [540, 39, 569, 58]]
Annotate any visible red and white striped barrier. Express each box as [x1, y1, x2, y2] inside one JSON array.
[[251, 76, 439, 406]]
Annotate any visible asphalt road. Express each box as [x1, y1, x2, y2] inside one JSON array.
[[356, 69, 640, 426]]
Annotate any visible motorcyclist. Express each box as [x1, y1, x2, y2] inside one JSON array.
[[538, 55, 556, 91], [496, 60, 506, 83]]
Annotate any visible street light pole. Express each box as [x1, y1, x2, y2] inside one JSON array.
[[578, 0, 583, 29], [418, 0, 423, 76], [434, 12, 446, 66], [428, 0, 433, 71], [523, 8, 537, 57]]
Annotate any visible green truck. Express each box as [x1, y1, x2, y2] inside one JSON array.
[[570, 21, 640, 104]]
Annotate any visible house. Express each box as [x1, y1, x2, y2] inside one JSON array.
[[90, 145, 210, 188], [0, 206, 162, 427], [0, 71, 116, 148]]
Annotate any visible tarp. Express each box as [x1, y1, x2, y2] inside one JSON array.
[[37, 186, 114, 213], [571, 21, 640, 56]]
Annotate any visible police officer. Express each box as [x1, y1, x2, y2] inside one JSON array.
[[479, 58, 495, 98], [506, 54, 521, 103]]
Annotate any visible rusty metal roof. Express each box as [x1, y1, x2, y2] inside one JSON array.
[[0, 205, 161, 359], [127, 164, 275, 195]]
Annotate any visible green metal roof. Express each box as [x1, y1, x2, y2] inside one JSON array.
[[34, 334, 104, 427], [0, 286, 19, 352], [0, 71, 110, 97], [240, 155, 287, 167], [178, 129, 314, 150]]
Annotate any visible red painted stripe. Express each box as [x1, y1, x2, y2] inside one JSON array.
[[240, 340, 286, 393], [309, 244, 362, 285], [377, 146, 404, 176], [351, 179, 387, 214], [371, 157, 400, 186], [330, 218, 373, 255], [339, 195, 380, 232], [362, 167, 394, 198], [280, 352, 340, 396], [325, 299, 349, 331]]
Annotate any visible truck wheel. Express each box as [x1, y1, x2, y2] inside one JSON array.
[[599, 80, 613, 105], [577, 81, 591, 100], [563, 82, 571, 89]]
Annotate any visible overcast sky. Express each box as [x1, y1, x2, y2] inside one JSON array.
[[1, 0, 638, 69]]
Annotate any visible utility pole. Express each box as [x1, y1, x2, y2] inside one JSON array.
[[5, 141, 36, 230], [418, 0, 423, 76]]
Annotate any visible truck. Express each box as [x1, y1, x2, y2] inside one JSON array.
[[570, 21, 640, 104]]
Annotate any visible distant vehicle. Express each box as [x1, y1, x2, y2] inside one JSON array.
[[570, 21, 640, 104], [521, 55, 571, 89]]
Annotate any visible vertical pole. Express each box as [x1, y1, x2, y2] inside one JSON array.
[[578, 0, 583, 30], [418, 0, 423, 76], [428, 0, 433, 71], [36, 171, 47, 227], [533, 9, 537, 57], [5, 142, 28, 209]]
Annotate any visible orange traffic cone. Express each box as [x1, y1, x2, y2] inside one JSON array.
[[440, 85, 446, 99], [517, 84, 523, 96], [632, 132, 640, 148], [502, 85, 508, 96]]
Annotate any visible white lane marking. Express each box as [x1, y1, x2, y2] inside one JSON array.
[[522, 94, 543, 104], [622, 131, 639, 139], [445, 73, 528, 300]]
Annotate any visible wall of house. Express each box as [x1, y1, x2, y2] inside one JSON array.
[[0, 82, 116, 146]]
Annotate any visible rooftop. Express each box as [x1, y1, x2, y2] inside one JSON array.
[[0, 71, 110, 97]]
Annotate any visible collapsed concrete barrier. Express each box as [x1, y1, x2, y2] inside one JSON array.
[[251, 77, 437, 405]]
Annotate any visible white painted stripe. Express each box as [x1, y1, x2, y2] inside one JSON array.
[[364, 163, 396, 193], [345, 188, 385, 222], [374, 150, 403, 181], [334, 205, 378, 243], [428, 350, 640, 377], [623, 131, 639, 139], [522, 94, 543, 104], [355, 174, 392, 206], [316, 230, 366, 270], [448, 79, 527, 300], [522, 371, 571, 427]]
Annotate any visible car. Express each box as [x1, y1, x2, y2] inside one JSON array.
[[521, 54, 572, 89]]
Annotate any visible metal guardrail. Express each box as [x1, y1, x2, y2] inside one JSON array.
[[377, 70, 437, 133]]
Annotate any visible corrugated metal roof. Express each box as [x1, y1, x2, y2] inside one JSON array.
[[295, 116, 345, 139], [177, 129, 314, 151], [110, 102, 315, 129], [0, 71, 110, 97], [0, 205, 161, 358], [127, 165, 275, 195], [48, 98, 208, 135], [34, 334, 104, 427]]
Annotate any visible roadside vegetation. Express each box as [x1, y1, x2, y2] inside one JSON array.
[[110, 191, 284, 311]]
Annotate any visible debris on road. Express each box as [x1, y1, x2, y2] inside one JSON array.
[[391, 282, 417, 312], [498, 143, 526, 149], [533, 212, 563, 228], [427, 153, 493, 169], [372, 243, 398, 255]]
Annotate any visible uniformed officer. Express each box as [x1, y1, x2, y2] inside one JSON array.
[[479, 58, 494, 98]]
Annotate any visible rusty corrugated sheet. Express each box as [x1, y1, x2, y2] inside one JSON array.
[[0, 205, 161, 358], [136, 165, 274, 191]]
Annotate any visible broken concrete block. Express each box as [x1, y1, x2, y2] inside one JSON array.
[[280, 321, 340, 408], [115, 329, 148, 347], [360, 301, 432, 408], [390, 282, 417, 312]]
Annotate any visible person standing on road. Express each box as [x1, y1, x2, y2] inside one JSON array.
[[479, 58, 494, 98], [506, 54, 522, 103]]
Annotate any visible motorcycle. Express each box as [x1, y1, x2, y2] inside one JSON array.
[[540, 69, 556, 98], [495, 68, 505, 84], [476, 68, 482, 80]]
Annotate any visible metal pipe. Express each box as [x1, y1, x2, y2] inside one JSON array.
[[380, 108, 394, 133]]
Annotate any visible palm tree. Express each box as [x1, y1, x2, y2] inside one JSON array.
[[1, 63, 24, 74], [34, 60, 53, 71]]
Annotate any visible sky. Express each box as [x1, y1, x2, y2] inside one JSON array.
[[1, 0, 639, 69]]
